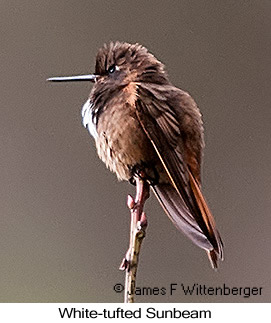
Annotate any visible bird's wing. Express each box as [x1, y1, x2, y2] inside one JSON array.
[[135, 83, 223, 267]]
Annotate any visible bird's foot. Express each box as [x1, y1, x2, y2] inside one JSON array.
[[129, 163, 159, 186]]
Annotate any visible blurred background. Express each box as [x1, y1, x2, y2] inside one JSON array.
[[0, 0, 270, 302]]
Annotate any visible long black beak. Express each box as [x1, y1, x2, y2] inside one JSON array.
[[47, 74, 97, 82]]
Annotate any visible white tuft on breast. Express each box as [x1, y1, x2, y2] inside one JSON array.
[[81, 99, 98, 139]]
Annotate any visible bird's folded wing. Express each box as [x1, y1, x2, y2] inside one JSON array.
[[135, 83, 223, 260]]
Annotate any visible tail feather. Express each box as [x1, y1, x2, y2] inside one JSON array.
[[207, 250, 219, 270], [152, 179, 223, 269], [188, 170, 224, 261]]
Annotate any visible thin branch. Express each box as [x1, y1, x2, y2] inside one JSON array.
[[119, 176, 150, 303]]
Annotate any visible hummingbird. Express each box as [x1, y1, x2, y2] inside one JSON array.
[[48, 41, 223, 269]]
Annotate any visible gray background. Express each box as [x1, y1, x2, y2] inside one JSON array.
[[0, 1, 270, 302]]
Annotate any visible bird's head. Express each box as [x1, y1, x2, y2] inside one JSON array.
[[94, 41, 169, 85], [47, 41, 169, 86]]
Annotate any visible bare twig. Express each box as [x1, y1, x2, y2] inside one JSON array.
[[119, 175, 150, 303]]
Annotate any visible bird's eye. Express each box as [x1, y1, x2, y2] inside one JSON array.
[[108, 65, 116, 74]]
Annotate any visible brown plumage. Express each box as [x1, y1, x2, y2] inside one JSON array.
[[48, 41, 223, 269]]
